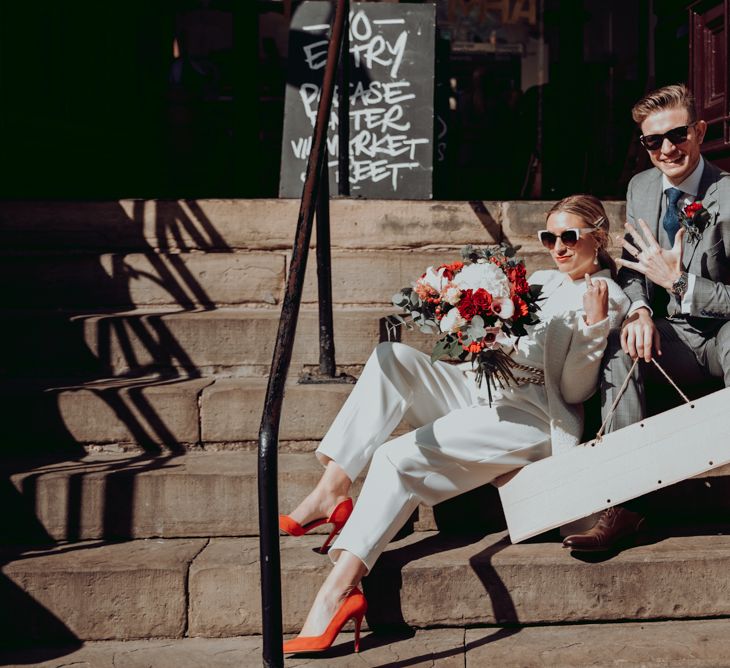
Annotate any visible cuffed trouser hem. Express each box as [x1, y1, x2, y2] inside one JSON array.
[[328, 446, 420, 574]]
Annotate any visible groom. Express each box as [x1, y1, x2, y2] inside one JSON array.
[[563, 83, 730, 552]]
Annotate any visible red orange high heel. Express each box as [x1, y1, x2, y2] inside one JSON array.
[[283, 587, 367, 654], [279, 498, 353, 553]]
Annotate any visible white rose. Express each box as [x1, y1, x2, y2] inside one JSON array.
[[453, 262, 510, 298], [441, 285, 461, 305], [439, 307, 466, 333], [419, 266, 449, 293]]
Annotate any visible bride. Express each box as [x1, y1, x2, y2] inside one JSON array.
[[278, 194, 630, 655]]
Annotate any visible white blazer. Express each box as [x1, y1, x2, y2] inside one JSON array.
[[526, 269, 630, 455]]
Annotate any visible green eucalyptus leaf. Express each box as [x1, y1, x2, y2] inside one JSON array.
[[392, 292, 408, 307], [467, 315, 486, 340], [445, 337, 463, 357], [430, 338, 451, 363]]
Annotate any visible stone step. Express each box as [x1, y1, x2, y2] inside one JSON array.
[[2, 199, 628, 252], [1, 251, 288, 309], [172, 530, 730, 635], [3, 530, 730, 644], [6, 371, 716, 454], [3, 452, 477, 543], [3, 376, 215, 452], [6, 450, 730, 545], [0, 538, 207, 644], [1, 247, 555, 310], [5, 618, 730, 667], [3, 306, 434, 378], [299, 248, 555, 304], [2, 376, 358, 452]]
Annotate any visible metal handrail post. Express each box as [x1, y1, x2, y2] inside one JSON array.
[[315, 0, 349, 379], [337, 17, 350, 197], [316, 161, 336, 377], [258, 2, 348, 666]]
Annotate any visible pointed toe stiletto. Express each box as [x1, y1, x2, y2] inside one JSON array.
[[283, 587, 367, 655], [279, 498, 353, 553]]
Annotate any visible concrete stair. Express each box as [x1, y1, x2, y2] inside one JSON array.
[[2, 374, 379, 452], [3, 450, 730, 646], [3, 452, 508, 544], [4, 198, 730, 658], [6, 620, 730, 667], [5, 529, 730, 644], [6, 452, 730, 544], [3, 199, 619, 251], [4, 306, 424, 378]]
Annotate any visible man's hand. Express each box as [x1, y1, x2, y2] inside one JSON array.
[[616, 218, 684, 290], [621, 307, 660, 361], [582, 273, 609, 325]]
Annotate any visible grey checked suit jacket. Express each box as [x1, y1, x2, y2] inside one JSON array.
[[620, 161, 730, 333]]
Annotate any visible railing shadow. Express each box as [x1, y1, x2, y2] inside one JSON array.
[[0, 197, 239, 649]]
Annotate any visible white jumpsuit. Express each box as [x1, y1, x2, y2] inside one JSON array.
[[317, 270, 624, 572]]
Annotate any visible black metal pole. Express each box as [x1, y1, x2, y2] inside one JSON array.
[[258, 427, 284, 668], [258, 2, 348, 666], [316, 160, 336, 377], [337, 18, 350, 197]]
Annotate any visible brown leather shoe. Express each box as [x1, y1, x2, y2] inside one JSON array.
[[562, 506, 644, 552]]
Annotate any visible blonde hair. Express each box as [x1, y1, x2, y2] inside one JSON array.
[[631, 83, 696, 125], [547, 194, 617, 279]]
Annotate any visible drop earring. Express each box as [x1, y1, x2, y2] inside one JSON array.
[[593, 247, 599, 265]]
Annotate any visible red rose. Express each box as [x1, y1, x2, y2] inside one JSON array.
[[438, 261, 464, 281], [458, 288, 493, 320], [511, 278, 530, 296], [512, 295, 529, 318], [683, 201, 704, 219], [506, 264, 530, 295], [506, 264, 526, 280]]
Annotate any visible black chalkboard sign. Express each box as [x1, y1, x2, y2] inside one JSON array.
[[279, 1, 436, 199]]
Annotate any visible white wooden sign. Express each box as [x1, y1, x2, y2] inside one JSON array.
[[496, 387, 730, 543]]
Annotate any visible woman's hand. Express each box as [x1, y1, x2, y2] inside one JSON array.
[[582, 273, 608, 325]]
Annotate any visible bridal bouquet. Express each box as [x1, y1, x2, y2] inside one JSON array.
[[389, 244, 541, 402]]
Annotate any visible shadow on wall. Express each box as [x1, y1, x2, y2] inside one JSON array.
[[0, 199, 233, 649]]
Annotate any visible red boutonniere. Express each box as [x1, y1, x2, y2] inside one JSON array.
[[679, 201, 712, 243]]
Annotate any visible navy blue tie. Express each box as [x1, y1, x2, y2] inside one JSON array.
[[663, 187, 683, 246]]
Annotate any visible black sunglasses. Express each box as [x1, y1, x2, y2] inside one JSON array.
[[639, 123, 696, 151], [537, 228, 592, 249]]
